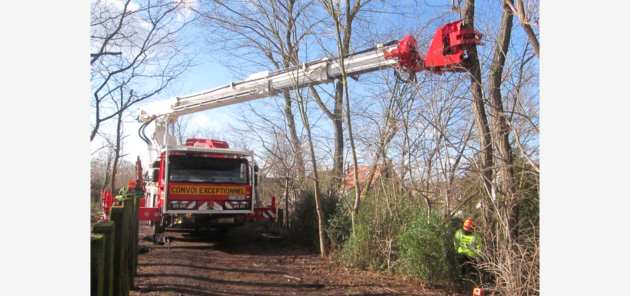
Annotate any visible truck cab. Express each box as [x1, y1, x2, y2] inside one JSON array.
[[142, 138, 260, 233]]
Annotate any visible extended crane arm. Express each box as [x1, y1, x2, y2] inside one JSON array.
[[138, 19, 483, 152], [138, 40, 399, 124]]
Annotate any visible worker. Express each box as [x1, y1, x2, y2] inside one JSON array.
[[114, 187, 127, 206], [454, 218, 482, 279]]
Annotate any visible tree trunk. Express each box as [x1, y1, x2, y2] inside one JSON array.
[[109, 105, 124, 197], [504, 0, 539, 57], [284, 177, 290, 228], [332, 80, 345, 181], [464, 0, 494, 198], [302, 105, 328, 257], [100, 153, 113, 205], [489, 0, 519, 242], [296, 84, 328, 257], [283, 92, 306, 180]]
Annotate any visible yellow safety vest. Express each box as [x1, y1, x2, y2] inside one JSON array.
[[454, 229, 481, 258]]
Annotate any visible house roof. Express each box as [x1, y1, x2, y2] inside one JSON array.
[[340, 165, 383, 192]]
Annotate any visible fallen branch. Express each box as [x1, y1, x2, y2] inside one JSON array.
[[284, 275, 301, 281], [385, 287, 399, 294]]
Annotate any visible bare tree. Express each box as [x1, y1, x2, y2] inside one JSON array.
[[501, 0, 539, 57], [193, 0, 316, 180], [357, 83, 401, 198], [461, 1, 539, 294], [462, 0, 494, 203], [109, 85, 129, 194], [91, 130, 136, 204], [193, 1, 343, 255], [318, 0, 376, 232], [91, 143, 115, 204], [91, 0, 196, 216], [311, 0, 377, 184], [173, 114, 193, 144], [502, 42, 539, 172], [417, 81, 476, 219], [233, 99, 305, 222], [90, 0, 195, 141], [487, 0, 519, 240], [296, 86, 329, 257], [389, 74, 476, 220]]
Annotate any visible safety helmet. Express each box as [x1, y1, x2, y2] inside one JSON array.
[[463, 219, 475, 231]]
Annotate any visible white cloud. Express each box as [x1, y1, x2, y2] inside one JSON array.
[[192, 114, 212, 128]]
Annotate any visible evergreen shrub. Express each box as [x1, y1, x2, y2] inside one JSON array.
[[288, 189, 338, 249], [338, 193, 415, 271], [397, 211, 459, 286]]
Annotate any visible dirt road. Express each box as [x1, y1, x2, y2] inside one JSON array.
[[130, 222, 461, 296]]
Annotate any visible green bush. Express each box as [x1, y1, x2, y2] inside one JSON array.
[[397, 212, 459, 286], [288, 189, 338, 249], [337, 193, 416, 271], [339, 207, 375, 270], [326, 198, 352, 251]]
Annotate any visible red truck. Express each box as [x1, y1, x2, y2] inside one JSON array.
[[142, 138, 276, 234], [102, 138, 277, 242]]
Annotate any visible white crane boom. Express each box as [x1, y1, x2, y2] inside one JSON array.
[[137, 20, 484, 155], [138, 42, 398, 124]]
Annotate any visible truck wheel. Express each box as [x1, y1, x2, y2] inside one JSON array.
[[154, 222, 165, 234], [152, 223, 167, 244]]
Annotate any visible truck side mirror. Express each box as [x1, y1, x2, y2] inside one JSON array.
[[254, 164, 259, 172], [254, 173, 259, 186], [152, 169, 159, 182]]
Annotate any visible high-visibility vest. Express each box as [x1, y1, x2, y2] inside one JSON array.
[[115, 188, 127, 205], [454, 229, 481, 258]]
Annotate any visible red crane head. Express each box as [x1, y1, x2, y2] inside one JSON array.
[[385, 19, 484, 75]]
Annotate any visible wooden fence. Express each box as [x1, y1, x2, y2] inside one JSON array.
[[91, 192, 141, 296]]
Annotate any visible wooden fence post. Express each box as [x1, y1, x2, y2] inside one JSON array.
[[91, 234, 105, 296], [93, 190, 142, 296], [123, 195, 140, 288], [110, 204, 129, 296], [131, 193, 141, 279], [92, 222, 115, 296]]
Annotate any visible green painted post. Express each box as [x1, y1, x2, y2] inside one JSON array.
[[91, 234, 105, 296], [108, 189, 143, 296], [92, 222, 115, 296], [121, 196, 137, 290], [122, 197, 135, 293], [131, 191, 141, 279], [110, 205, 129, 296]]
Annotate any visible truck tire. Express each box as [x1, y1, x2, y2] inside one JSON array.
[[154, 222, 165, 234], [153, 223, 167, 244]]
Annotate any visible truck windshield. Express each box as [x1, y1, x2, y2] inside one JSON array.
[[168, 155, 248, 184]]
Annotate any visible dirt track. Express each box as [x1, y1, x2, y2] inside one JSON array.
[[129, 222, 462, 296]]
